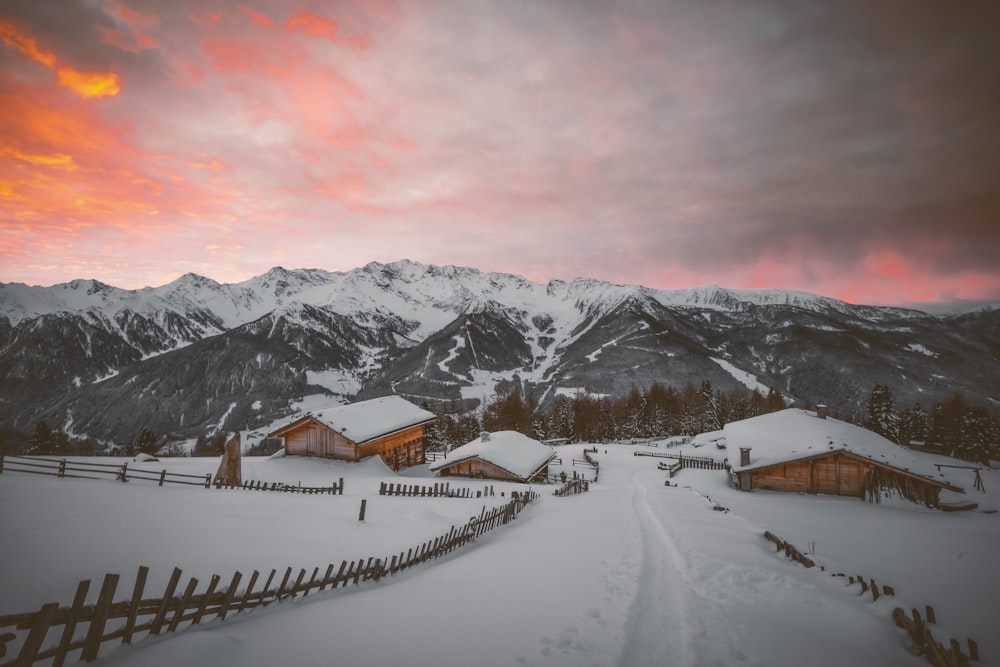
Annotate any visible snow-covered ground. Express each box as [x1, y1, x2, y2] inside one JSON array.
[[1, 444, 997, 666]]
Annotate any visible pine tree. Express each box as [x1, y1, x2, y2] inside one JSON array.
[[27, 421, 55, 455], [898, 404, 928, 446], [864, 384, 899, 443], [136, 428, 159, 455], [958, 407, 999, 465]]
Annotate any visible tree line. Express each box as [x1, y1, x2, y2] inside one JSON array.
[[423, 380, 789, 451], [863, 383, 999, 464]]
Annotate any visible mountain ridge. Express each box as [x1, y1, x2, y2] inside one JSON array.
[[1, 260, 998, 445]]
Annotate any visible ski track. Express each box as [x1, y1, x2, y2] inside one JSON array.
[[620, 476, 694, 667]]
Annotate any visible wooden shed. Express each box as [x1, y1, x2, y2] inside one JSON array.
[[429, 431, 554, 483], [268, 396, 436, 471], [724, 409, 963, 508]]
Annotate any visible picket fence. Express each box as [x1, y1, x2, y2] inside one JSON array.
[[764, 531, 981, 666], [378, 481, 494, 498], [213, 478, 344, 495], [0, 492, 539, 666], [553, 478, 589, 496]]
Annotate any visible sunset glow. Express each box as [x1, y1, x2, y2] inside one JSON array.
[[1, 1, 998, 310]]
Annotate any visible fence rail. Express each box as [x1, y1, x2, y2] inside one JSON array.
[[553, 479, 589, 497], [634, 450, 727, 470], [213, 478, 344, 495], [0, 455, 212, 488], [378, 481, 494, 498], [764, 530, 983, 666], [0, 491, 539, 666]]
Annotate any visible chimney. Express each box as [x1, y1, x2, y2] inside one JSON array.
[[816, 405, 828, 420], [480, 431, 491, 442], [740, 447, 751, 467]]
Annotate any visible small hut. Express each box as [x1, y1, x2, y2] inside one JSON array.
[[724, 409, 963, 507], [268, 396, 435, 471], [429, 431, 554, 483]]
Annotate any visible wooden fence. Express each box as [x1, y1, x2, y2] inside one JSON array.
[[378, 481, 494, 498], [213, 478, 344, 495], [553, 479, 589, 496], [0, 455, 212, 488], [0, 491, 539, 666], [634, 450, 727, 470], [764, 531, 982, 665]]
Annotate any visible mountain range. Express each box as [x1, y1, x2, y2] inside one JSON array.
[[1, 260, 998, 446]]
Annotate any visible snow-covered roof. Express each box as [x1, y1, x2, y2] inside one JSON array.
[[691, 429, 726, 448], [724, 409, 962, 489], [270, 396, 435, 444], [429, 431, 555, 480]]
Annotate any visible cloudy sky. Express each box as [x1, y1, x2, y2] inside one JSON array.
[[1, 0, 998, 309]]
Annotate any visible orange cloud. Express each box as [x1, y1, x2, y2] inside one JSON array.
[[56, 68, 121, 98], [286, 11, 338, 39], [239, 4, 272, 27], [0, 19, 121, 98], [0, 18, 58, 68]]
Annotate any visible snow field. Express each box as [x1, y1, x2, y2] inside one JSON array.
[[1, 444, 997, 666]]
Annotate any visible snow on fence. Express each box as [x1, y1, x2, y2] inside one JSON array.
[[378, 481, 494, 498], [0, 491, 540, 666], [633, 450, 727, 470], [764, 530, 983, 665], [213, 478, 344, 495], [0, 455, 212, 488], [553, 478, 589, 496]]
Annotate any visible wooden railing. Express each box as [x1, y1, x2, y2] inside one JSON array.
[[378, 481, 494, 498], [213, 478, 344, 495], [0, 455, 211, 488], [0, 492, 539, 666]]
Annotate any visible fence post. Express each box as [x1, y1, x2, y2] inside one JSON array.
[[359, 499, 367, 522], [159, 470, 167, 487], [82, 573, 120, 661], [52, 579, 91, 667], [204, 474, 211, 489], [59, 459, 67, 478], [16, 603, 60, 666], [119, 463, 128, 482], [122, 566, 149, 645], [150, 568, 183, 635], [0, 453, 4, 473]]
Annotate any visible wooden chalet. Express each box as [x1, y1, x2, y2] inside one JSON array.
[[724, 409, 964, 508], [268, 396, 436, 471], [429, 431, 554, 483]]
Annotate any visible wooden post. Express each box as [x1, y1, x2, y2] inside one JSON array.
[[122, 566, 149, 644], [0, 453, 4, 473], [82, 573, 120, 661], [58, 459, 67, 478], [318, 563, 335, 591], [291, 568, 307, 598], [150, 568, 183, 634], [359, 499, 367, 522], [168, 578, 199, 633], [159, 470, 167, 487], [218, 571, 243, 620], [276, 567, 293, 600], [302, 567, 319, 597], [968, 638, 980, 661], [870, 580, 880, 601], [119, 463, 128, 482], [926, 605, 937, 624], [17, 603, 60, 666], [193, 575, 220, 624], [53, 579, 90, 666], [236, 570, 260, 613]]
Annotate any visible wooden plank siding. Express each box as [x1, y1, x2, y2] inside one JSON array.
[[276, 418, 428, 471], [435, 457, 549, 484], [745, 451, 940, 501]]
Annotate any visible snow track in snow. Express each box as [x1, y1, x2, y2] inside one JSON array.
[[620, 478, 693, 667]]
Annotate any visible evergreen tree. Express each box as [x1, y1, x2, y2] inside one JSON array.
[[958, 406, 999, 465], [864, 384, 899, 443], [27, 421, 55, 455], [136, 428, 159, 455], [898, 404, 928, 446]]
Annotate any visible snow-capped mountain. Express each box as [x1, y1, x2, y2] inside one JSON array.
[[1, 260, 998, 445]]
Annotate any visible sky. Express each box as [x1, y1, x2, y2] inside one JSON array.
[[1, 0, 999, 310]]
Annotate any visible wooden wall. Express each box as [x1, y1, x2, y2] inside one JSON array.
[[437, 457, 543, 483], [748, 453, 865, 498], [282, 419, 427, 471]]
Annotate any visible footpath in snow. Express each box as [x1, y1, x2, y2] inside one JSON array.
[[5, 445, 996, 666]]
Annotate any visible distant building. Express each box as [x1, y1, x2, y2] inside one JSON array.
[[429, 431, 554, 483], [268, 396, 436, 471], [724, 409, 963, 507]]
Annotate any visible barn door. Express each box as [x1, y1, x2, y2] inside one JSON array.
[[816, 462, 838, 495]]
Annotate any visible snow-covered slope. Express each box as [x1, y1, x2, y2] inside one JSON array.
[[1, 260, 997, 444]]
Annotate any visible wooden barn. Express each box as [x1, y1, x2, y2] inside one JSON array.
[[429, 431, 554, 483], [268, 396, 436, 471], [724, 409, 964, 508]]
